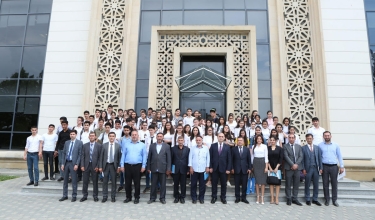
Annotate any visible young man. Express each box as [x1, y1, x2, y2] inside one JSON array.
[[41, 124, 58, 181], [147, 108, 153, 121], [209, 108, 219, 124], [89, 115, 96, 132], [80, 121, 91, 144], [80, 132, 102, 202], [118, 125, 132, 192], [160, 106, 167, 118], [143, 125, 157, 193], [94, 119, 105, 144], [59, 130, 83, 202], [99, 132, 122, 203], [117, 109, 125, 125], [183, 108, 194, 127], [173, 108, 183, 128], [94, 109, 101, 126], [171, 136, 190, 204], [307, 117, 325, 146], [111, 120, 123, 143], [83, 110, 90, 122], [138, 122, 149, 143], [55, 120, 71, 181], [192, 118, 204, 135], [24, 126, 43, 186], [98, 123, 112, 144], [107, 104, 114, 120], [73, 117, 84, 140]]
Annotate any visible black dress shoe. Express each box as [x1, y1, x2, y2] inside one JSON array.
[[41, 177, 48, 181], [306, 201, 311, 206], [134, 198, 139, 204], [160, 199, 166, 204], [71, 197, 76, 202], [26, 181, 34, 186], [312, 201, 322, 206], [325, 200, 329, 206], [34, 182, 38, 186], [117, 186, 124, 192], [192, 200, 197, 204], [242, 199, 249, 204], [180, 198, 185, 204], [174, 198, 179, 203], [333, 201, 339, 207], [50, 177, 55, 180], [292, 200, 303, 206], [123, 198, 132, 203], [80, 197, 87, 202], [235, 198, 240, 203], [59, 197, 68, 201], [94, 197, 99, 202], [199, 200, 204, 204], [287, 199, 291, 206], [68, 178, 72, 183], [111, 198, 116, 203], [102, 198, 107, 203], [221, 199, 227, 204], [211, 198, 217, 204], [57, 177, 63, 182], [147, 200, 155, 204]]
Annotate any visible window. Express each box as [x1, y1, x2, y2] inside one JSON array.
[[0, 0, 52, 149], [364, 0, 375, 99]]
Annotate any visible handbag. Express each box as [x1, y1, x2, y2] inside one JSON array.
[[267, 171, 281, 185], [246, 173, 256, 194]]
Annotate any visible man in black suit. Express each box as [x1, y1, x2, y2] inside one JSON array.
[[231, 137, 252, 204], [171, 136, 190, 204], [59, 130, 83, 202], [99, 132, 121, 203], [80, 132, 102, 202], [147, 133, 172, 204], [209, 133, 232, 204]]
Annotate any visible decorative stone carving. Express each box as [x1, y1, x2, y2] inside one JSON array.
[[157, 32, 250, 115], [94, 0, 126, 111], [283, 0, 316, 143]]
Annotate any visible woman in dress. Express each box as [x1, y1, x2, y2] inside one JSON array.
[[251, 135, 268, 205], [267, 136, 283, 205], [163, 122, 174, 147], [172, 125, 184, 147], [266, 111, 274, 129]]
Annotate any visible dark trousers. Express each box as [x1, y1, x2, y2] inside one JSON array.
[[82, 163, 99, 198], [63, 161, 77, 198], [234, 173, 247, 199], [77, 166, 82, 180], [305, 166, 319, 202], [43, 151, 54, 178], [125, 163, 142, 199], [285, 169, 300, 200], [212, 170, 227, 199], [190, 172, 206, 201], [54, 156, 59, 172], [103, 163, 117, 199], [150, 172, 166, 200], [322, 165, 338, 202], [173, 172, 187, 199]]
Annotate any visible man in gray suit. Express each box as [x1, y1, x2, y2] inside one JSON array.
[[284, 133, 304, 206], [147, 133, 172, 204], [302, 133, 323, 206], [99, 132, 121, 203], [80, 132, 102, 202], [59, 130, 83, 202]]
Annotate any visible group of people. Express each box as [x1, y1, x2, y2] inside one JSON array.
[[23, 105, 344, 206]]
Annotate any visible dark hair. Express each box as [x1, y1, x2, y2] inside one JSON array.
[[166, 110, 173, 121], [323, 131, 331, 135], [123, 125, 131, 130], [108, 131, 116, 137], [195, 135, 203, 140], [104, 122, 111, 127], [125, 118, 132, 123], [253, 135, 264, 150], [223, 125, 233, 141], [60, 116, 67, 121], [30, 125, 37, 129], [282, 117, 290, 124], [174, 125, 184, 145], [267, 110, 272, 115], [273, 116, 278, 120], [100, 111, 108, 122], [205, 126, 215, 143], [115, 119, 121, 124], [163, 122, 175, 135], [89, 115, 94, 119], [84, 110, 89, 115], [83, 121, 90, 125], [98, 118, 104, 123], [107, 104, 113, 108], [70, 130, 77, 134], [242, 114, 251, 127], [235, 120, 245, 128], [187, 108, 192, 111], [61, 120, 68, 125], [250, 110, 258, 121], [190, 126, 201, 141], [275, 123, 283, 130], [305, 133, 313, 138], [48, 124, 55, 128], [312, 117, 319, 122], [78, 116, 84, 123], [183, 125, 191, 136], [238, 129, 248, 146], [217, 116, 226, 133], [161, 106, 166, 110], [148, 125, 155, 130], [95, 109, 101, 113]]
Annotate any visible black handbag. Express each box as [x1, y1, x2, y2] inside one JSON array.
[[267, 172, 281, 185]]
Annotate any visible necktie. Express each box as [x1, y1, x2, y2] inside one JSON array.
[[90, 143, 93, 162], [310, 145, 313, 152], [292, 144, 295, 163], [239, 146, 242, 156], [218, 144, 222, 155], [67, 142, 74, 160], [109, 144, 114, 163], [151, 137, 154, 144]]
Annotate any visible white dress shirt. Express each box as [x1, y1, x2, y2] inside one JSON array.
[[25, 134, 42, 153], [188, 145, 210, 173], [203, 135, 218, 148], [110, 128, 123, 143], [252, 144, 269, 163], [307, 126, 325, 146], [98, 132, 110, 144], [80, 131, 90, 144], [145, 135, 157, 153], [183, 116, 195, 127]]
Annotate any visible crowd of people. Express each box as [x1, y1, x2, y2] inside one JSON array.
[[23, 105, 345, 206]]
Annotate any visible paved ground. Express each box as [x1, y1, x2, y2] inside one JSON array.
[[0, 170, 374, 220]]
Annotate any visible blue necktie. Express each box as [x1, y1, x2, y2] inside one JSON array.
[[67, 142, 74, 160], [90, 143, 93, 162]]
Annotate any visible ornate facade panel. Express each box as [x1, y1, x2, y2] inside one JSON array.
[[283, 0, 316, 143], [157, 32, 250, 115], [94, 0, 126, 111]]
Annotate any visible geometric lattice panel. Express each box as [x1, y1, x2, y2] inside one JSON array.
[[94, 0, 125, 111], [284, 0, 316, 144], [157, 32, 251, 115]]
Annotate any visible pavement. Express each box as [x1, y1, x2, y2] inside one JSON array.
[[0, 169, 374, 220]]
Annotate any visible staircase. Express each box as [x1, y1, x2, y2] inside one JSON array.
[[21, 174, 375, 204]]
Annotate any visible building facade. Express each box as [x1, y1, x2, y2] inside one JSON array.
[[0, 0, 375, 178]]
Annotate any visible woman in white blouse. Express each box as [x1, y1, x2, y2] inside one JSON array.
[[203, 127, 217, 148], [234, 120, 246, 138], [162, 122, 174, 147], [226, 113, 237, 133], [251, 135, 269, 205], [284, 126, 301, 145], [188, 127, 200, 148], [172, 125, 184, 147], [261, 121, 270, 145]]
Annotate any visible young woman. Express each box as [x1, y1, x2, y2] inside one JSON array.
[[226, 113, 237, 133], [268, 129, 281, 147], [250, 126, 263, 147], [250, 110, 258, 122], [100, 111, 108, 122], [163, 122, 174, 147], [267, 136, 283, 205], [189, 127, 200, 148], [235, 116, 241, 125], [275, 123, 287, 147], [234, 120, 246, 138], [172, 125, 184, 147], [203, 127, 217, 148], [183, 124, 191, 147], [254, 115, 262, 127], [266, 111, 274, 129], [107, 119, 114, 128], [261, 121, 270, 145], [159, 118, 167, 133], [123, 110, 128, 119], [193, 110, 200, 119], [223, 124, 234, 186], [137, 111, 148, 130], [285, 126, 301, 145], [165, 111, 174, 124], [251, 135, 268, 205], [130, 111, 137, 121], [235, 129, 250, 148], [110, 112, 117, 121], [199, 118, 206, 136], [248, 121, 256, 140], [282, 117, 290, 135], [152, 111, 163, 130], [216, 116, 226, 135], [242, 114, 251, 130]]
